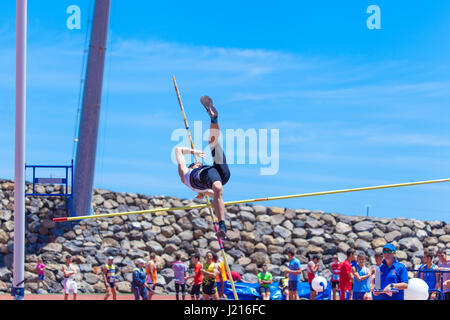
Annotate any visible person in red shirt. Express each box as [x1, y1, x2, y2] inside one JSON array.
[[339, 249, 355, 300], [186, 254, 203, 300], [330, 255, 342, 300]]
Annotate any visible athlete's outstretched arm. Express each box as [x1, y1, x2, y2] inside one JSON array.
[[175, 147, 205, 181]]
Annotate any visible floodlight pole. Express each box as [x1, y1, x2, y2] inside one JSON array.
[[72, 0, 111, 216], [13, 0, 27, 300]]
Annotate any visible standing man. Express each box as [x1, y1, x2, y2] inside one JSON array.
[[370, 253, 383, 300], [186, 253, 203, 300], [419, 250, 439, 299], [284, 248, 302, 300], [132, 258, 150, 300], [339, 249, 355, 300], [437, 249, 450, 300], [145, 253, 158, 300], [257, 264, 273, 300], [352, 252, 371, 300], [373, 243, 409, 300], [62, 255, 77, 300], [172, 253, 188, 301], [307, 255, 320, 300], [202, 251, 220, 300], [213, 253, 226, 299], [102, 256, 117, 300], [330, 255, 341, 300], [175, 96, 231, 239]]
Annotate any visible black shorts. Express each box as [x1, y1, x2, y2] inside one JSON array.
[[202, 282, 217, 296], [259, 286, 270, 294], [107, 281, 116, 289], [191, 284, 201, 297], [200, 145, 230, 188], [331, 281, 338, 289]]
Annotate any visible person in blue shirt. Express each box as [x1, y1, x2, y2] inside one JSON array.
[[132, 258, 150, 300], [420, 250, 439, 299], [352, 252, 371, 300], [284, 248, 303, 300], [373, 243, 409, 300]]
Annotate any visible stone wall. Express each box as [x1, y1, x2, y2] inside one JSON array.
[[0, 179, 448, 294]]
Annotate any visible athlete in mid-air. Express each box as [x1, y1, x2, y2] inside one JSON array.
[[175, 96, 230, 239]]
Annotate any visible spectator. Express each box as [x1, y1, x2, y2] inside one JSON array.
[[102, 256, 117, 300], [212, 252, 226, 299], [278, 272, 289, 300], [257, 264, 273, 300], [352, 252, 371, 300], [131, 258, 150, 300], [373, 243, 408, 300], [36, 256, 51, 293], [202, 251, 220, 300], [145, 253, 158, 300], [370, 252, 383, 300], [229, 271, 242, 282], [330, 255, 341, 300], [284, 248, 302, 301], [172, 253, 188, 300], [437, 249, 450, 300], [307, 255, 320, 300], [62, 255, 77, 300], [186, 253, 203, 300], [339, 249, 355, 300], [420, 250, 439, 299]]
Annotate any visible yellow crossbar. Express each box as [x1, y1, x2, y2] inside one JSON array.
[[54, 178, 450, 223]]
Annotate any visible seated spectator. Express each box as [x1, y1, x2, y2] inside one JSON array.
[[257, 264, 273, 300]]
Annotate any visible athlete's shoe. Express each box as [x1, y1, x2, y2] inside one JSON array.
[[216, 224, 227, 239], [200, 96, 218, 120]]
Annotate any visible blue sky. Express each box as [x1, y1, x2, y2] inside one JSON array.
[[0, 1, 449, 221]]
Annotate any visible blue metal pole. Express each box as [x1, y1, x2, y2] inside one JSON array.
[[72, 0, 111, 216]]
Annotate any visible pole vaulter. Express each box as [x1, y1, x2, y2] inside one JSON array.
[[172, 76, 239, 300]]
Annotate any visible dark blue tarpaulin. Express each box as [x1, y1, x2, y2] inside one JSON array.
[[219, 281, 332, 300]]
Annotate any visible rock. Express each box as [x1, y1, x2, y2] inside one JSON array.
[[192, 218, 209, 231], [335, 222, 352, 234], [372, 238, 387, 248], [253, 205, 267, 215], [255, 222, 273, 235], [355, 239, 371, 252], [305, 217, 322, 229], [439, 235, 450, 243], [357, 231, 373, 241], [398, 237, 423, 252], [0, 230, 9, 244], [250, 252, 269, 266], [270, 214, 285, 226], [239, 211, 256, 223], [309, 236, 325, 247], [423, 237, 439, 246], [268, 207, 284, 215], [353, 221, 375, 232], [384, 230, 402, 243], [273, 225, 291, 238]]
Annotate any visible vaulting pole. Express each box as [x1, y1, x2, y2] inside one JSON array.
[[54, 178, 450, 222], [13, 0, 27, 300], [172, 76, 239, 300]]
